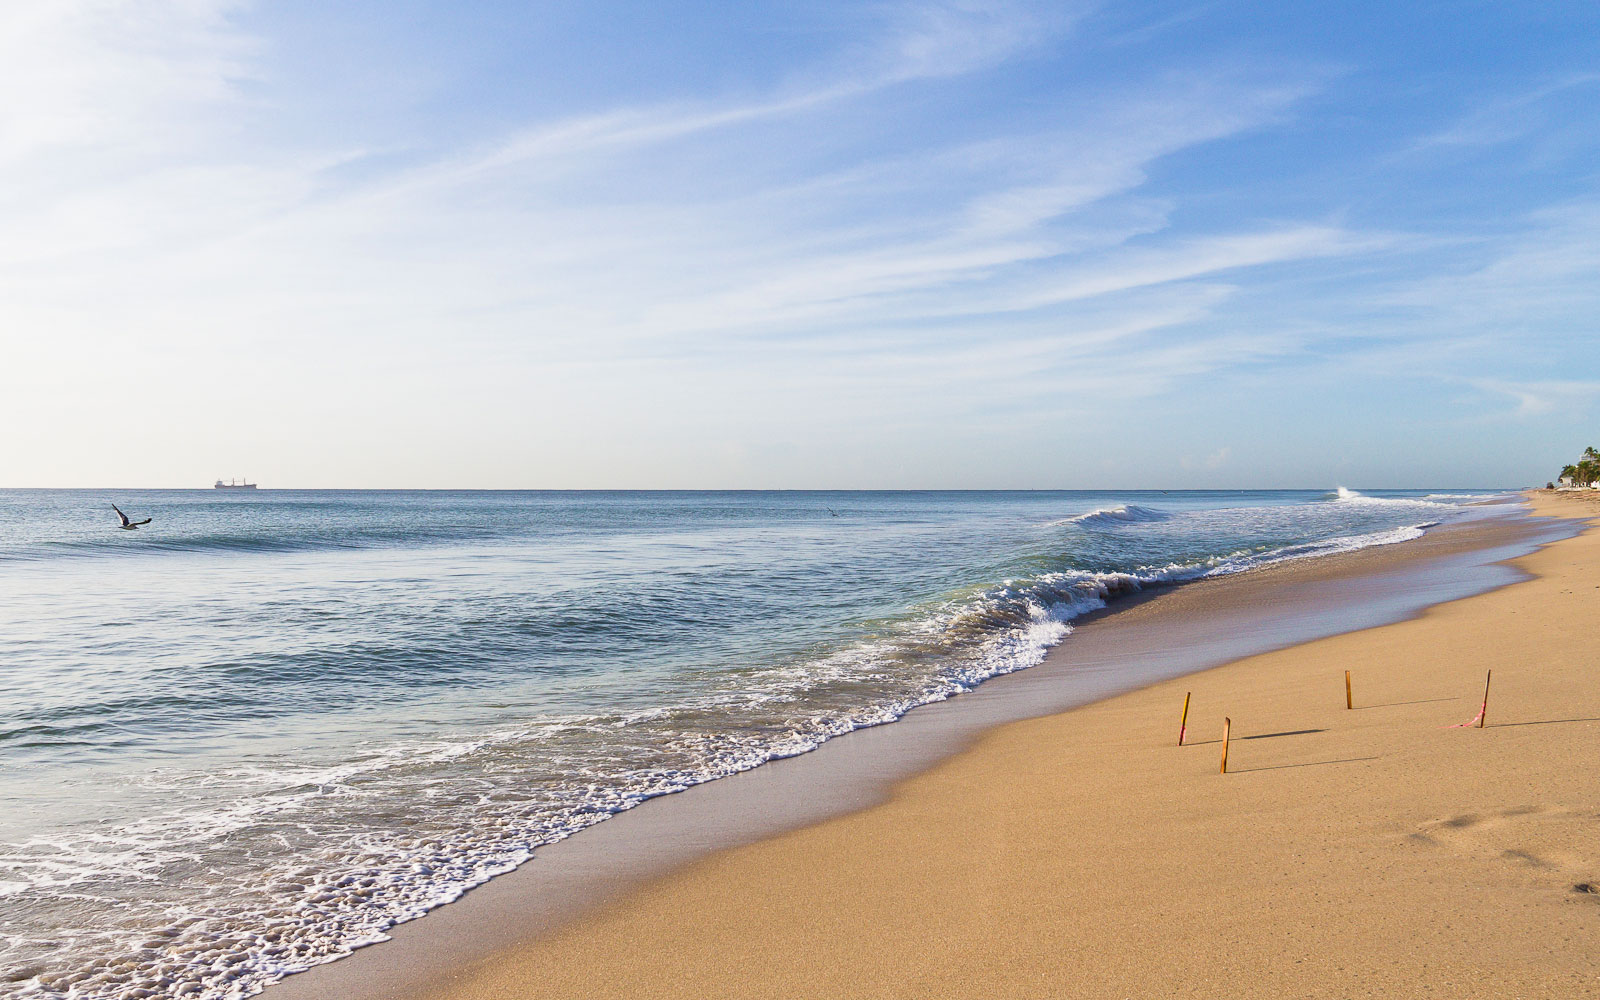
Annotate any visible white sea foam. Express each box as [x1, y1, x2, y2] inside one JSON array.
[[1325, 487, 1461, 514], [1055, 504, 1171, 527]]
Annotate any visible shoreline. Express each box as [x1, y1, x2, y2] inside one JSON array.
[[267, 495, 1585, 1000]]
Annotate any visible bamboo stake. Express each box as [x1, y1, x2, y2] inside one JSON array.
[[1178, 691, 1191, 746], [1220, 717, 1231, 774], [1345, 669, 1352, 710], [1478, 669, 1491, 729]]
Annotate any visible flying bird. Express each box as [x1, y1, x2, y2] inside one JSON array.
[[827, 507, 840, 517], [112, 504, 152, 530]]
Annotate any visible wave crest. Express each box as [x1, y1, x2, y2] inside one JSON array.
[[1323, 487, 1452, 510], [1058, 504, 1170, 527]]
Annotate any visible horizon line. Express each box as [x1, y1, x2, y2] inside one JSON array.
[[0, 485, 1526, 493]]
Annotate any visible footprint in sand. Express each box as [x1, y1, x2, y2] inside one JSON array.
[[1408, 805, 1600, 898]]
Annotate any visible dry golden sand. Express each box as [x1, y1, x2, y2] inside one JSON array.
[[422, 493, 1600, 999]]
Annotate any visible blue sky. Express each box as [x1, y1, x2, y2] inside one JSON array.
[[2, 1, 1596, 488]]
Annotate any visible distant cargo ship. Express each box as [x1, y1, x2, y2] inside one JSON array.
[[214, 478, 258, 490]]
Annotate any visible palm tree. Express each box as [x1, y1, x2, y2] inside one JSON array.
[[1555, 450, 1599, 486]]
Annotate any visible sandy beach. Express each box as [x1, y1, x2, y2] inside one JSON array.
[[264, 491, 1600, 1000]]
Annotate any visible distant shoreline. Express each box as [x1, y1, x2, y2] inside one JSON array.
[[0, 485, 1527, 493]]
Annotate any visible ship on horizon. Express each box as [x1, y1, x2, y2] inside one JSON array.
[[213, 478, 258, 490]]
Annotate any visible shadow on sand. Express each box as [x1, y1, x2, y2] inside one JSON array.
[[1355, 697, 1458, 709], [1487, 717, 1600, 729], [1231, 755, 1381, 773], [1186, 728, 1325, 747]]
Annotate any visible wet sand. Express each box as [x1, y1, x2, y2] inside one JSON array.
[[270, 494, 1596, 999]]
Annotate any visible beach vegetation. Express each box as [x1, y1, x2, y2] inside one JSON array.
[[1558, 449, 1600, 487]]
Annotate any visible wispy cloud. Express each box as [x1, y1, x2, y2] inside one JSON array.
[[1380, 201, 1600, 339], [1, 5, 1328, 371], [0, 1, 250, 165], [1181, 446, 1231, 470], [1465, 378, 1600, 418], [6, 0, 1594, 486], [1408, 74, 1600, 153], [0, 1, 1359, 485]]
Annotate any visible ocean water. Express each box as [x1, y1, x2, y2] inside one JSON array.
[[0, 488, 1505, 998]]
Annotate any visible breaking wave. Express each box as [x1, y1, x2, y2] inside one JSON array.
[[1057, 504, 1171, 527]]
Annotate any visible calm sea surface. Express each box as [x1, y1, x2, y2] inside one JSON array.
[[0, 488, 1504, 998]]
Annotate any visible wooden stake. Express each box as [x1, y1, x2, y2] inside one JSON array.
[[1345, 669, 1353, 710], [1178, 691, 1191, 746], [1220, 717, 1231, 774], [1478, 669, 1491, 729]]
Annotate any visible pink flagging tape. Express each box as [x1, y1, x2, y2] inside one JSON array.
[[1178, 725, 1187, 746], [1444, 702, 1487, 729]]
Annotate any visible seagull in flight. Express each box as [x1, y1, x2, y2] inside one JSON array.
[[827, 507, 840, 517], [112, 504, 152, 530]]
